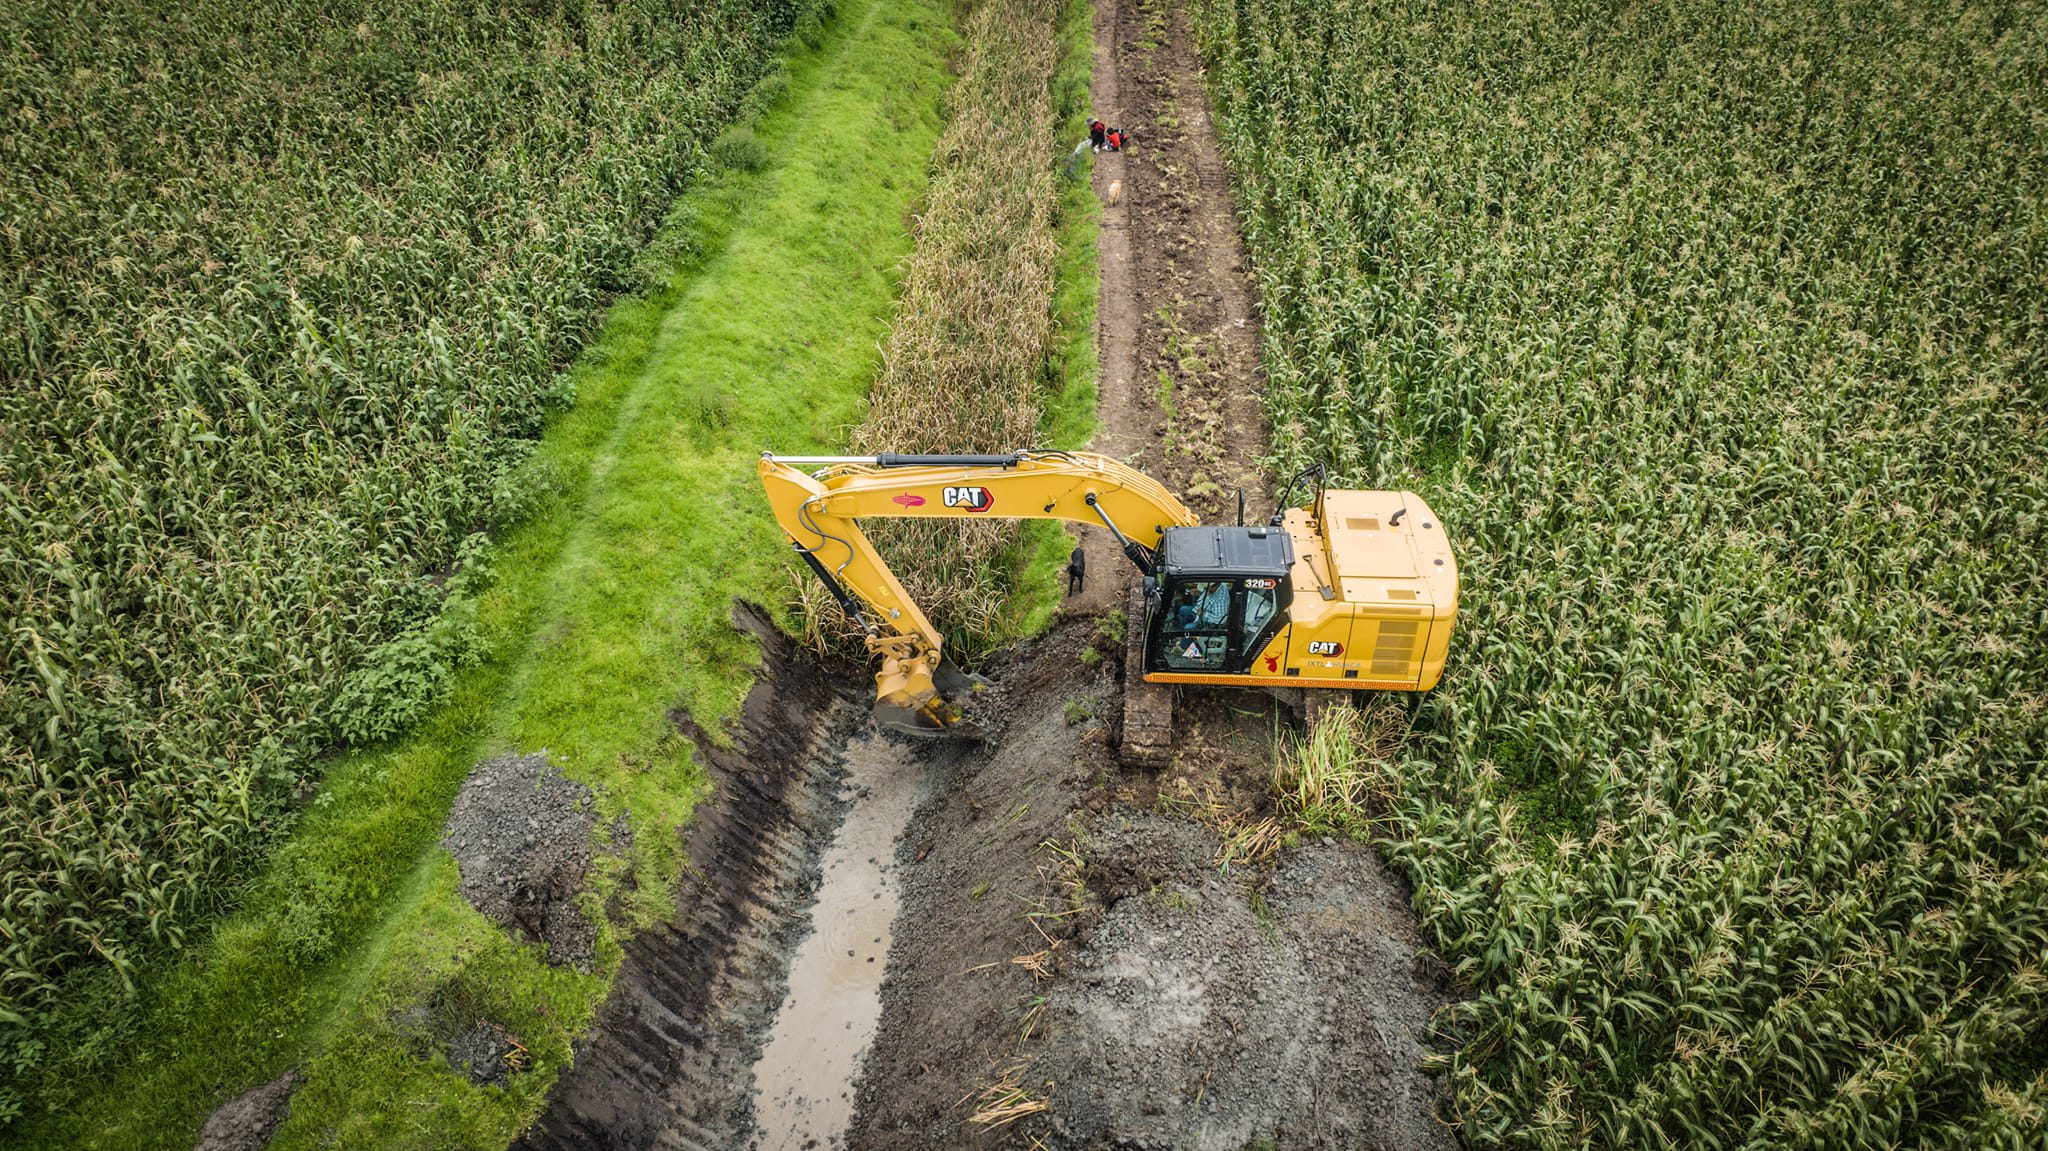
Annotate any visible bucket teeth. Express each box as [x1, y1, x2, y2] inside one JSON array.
[[873, 651, 989, 741], [874, 698, 989, 742]]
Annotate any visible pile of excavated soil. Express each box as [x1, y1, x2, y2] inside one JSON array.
[[848, 621, 1122, 1150], [191, 1070, 299, 1151], [442, 752, 598, 972], [844, 622, 1457, 1151], [391, 980, 534, 1091], [446, 1022, 524, 1089], [1028, 816, 1457, 1151]]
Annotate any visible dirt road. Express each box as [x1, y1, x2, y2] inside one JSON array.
[[1067, 0, 1272, 619]]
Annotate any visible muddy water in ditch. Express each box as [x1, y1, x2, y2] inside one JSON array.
[[748, 729, 925, 1150]]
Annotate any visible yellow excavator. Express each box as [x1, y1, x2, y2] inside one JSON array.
[[760, 450, 1456, 761]]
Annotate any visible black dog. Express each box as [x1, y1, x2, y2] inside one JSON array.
[[1065, 546, 1086, 595]]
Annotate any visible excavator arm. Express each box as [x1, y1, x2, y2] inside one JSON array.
[[759, 450, 1198, 734]]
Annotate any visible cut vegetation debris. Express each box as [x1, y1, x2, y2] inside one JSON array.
[[1196, 0, 2048, 1144]]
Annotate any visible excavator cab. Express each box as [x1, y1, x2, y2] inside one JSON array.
[[1141, 525, 1293, 675]]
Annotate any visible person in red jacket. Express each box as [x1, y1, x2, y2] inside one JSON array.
[[1089, 118, 1108, 151]]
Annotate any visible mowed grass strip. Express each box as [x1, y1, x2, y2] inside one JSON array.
[[15, 0, 956, 1145]]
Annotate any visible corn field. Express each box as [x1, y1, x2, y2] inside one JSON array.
[[1194, 0, 2048, 1145], [0, 0, 818, 1109]]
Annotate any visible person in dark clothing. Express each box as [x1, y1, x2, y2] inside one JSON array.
[[1066, 546, 1087, 596], [1089, 118, 1108, 151]]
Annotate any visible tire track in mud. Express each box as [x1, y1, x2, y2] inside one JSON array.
[[1098, 0, 1270, 519], [1070, 0, 1272, 621]]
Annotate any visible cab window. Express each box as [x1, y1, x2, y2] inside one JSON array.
[[1162, 579, 1231, 670], [1166, 580, 1231, 632], [1239, 584, 1277, 651]]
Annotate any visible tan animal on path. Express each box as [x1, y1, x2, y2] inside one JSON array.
[[1107, 179, 1123, 206]]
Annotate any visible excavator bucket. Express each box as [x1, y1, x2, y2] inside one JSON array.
[[871, 646, 990, 740]]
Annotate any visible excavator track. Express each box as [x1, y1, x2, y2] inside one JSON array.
[[1119, 585, 1173, 766]]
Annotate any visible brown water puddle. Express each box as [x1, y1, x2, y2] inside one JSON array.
[[748, 728, 926, 1150]]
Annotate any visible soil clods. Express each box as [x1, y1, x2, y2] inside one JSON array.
[[191, 1070, 300, 1151], [443, 753, 599, 972]]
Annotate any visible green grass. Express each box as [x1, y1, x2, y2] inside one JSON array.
[[1011, 0, 1106, 640], [10, 0, 956, 1144]]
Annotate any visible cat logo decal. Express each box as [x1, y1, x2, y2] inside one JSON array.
[[943, 486, 994, 512]]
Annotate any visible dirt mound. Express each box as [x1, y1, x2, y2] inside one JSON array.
[[192, 1070, 299, 1151], [846, 621, 1121, 1150], [512, 603, 865, 1150], [447, 1022, 526, 1089], [443, 752, 599, 972], [1028, 815, 1457, 1151]]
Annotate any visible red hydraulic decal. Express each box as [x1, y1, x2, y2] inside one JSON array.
[[892, 493, 926, 507]]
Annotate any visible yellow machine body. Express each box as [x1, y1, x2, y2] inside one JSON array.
[[758, 450, 1457, 735], [1141, 492, 1457, 692]]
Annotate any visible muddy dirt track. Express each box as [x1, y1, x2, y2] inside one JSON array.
[[511, 2, 1459, 1148]]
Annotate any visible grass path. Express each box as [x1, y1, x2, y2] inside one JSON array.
[[14, 1, 957, 1145]]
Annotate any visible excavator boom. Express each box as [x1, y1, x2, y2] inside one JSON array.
[[760, 451, 1198, 734]]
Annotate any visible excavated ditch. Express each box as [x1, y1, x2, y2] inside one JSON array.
[[747, 726, 935, 1150], [513, 605, 874, 1150], [510, 613, 1455, 1151]]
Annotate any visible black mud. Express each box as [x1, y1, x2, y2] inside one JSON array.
[[443, 752, 600, 972]]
